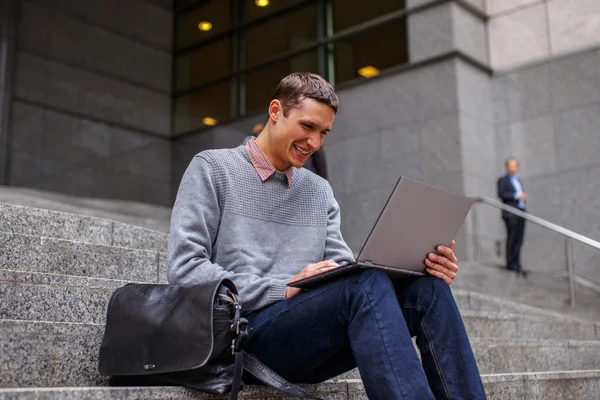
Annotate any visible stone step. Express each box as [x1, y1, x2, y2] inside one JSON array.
[[472, 338, 600, 374], [347, 370, 600, 400], [0, 203, 168, 253], [4, 269, 599, 340], [0, 269, 129, 324], [461, 310, 600, 341], [2, 320, 600, 388], [337, 336, 600, 380], [1, 371, 599, 399], [0, 232, 166, 283], [454, 262, 600, 322], [452, 288, 593, 320], [0, 320, 105, 388]]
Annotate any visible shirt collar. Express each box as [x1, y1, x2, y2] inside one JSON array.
[[245, 137, 294, 187]]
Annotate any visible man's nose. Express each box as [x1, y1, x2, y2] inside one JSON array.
[[307, 134, 323, 151]]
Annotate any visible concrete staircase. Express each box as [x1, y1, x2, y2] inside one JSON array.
[[1, 203, 599, 399]]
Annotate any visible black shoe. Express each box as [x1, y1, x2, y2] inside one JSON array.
[[519, 269, 529, 278]]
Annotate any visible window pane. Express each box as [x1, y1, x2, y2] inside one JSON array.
[[243, 0, 294, 22], [176, 0, 230, 50], [174, 81, 231, 134], [245, 50, 318, 114], [332, 0, 405, 32], [175, 37, 230, 92], [245, 3, 317, 66], [333, 19, 408, 85]]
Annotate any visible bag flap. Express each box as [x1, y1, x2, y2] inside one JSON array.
[[98, 278, 237, 376]]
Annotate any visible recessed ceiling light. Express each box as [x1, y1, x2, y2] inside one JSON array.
[[202, 117, 218, 126], [198, 21, 212, 31], [255, 0, 270, 7], [358, 66, 380, 78]]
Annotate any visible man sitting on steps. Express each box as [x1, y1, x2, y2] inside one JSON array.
[[167, 72, 487, 400]]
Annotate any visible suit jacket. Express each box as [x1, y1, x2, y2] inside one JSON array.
[[497, 174, 524, 219]]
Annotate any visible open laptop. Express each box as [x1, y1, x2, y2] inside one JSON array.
[[288, 176, 475, 290]]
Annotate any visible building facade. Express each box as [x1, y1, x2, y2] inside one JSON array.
[[1, 0, 599, 284]]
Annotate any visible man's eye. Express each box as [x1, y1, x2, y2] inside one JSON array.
[[302, 123, 312, 129]]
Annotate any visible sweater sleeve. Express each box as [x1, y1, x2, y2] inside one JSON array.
[[167, 155, 289, 311], [323, 188, 355, 264]]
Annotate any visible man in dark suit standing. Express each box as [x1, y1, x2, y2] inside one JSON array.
[[497, 157, 528, 277]]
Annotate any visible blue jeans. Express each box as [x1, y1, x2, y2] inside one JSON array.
[[244, 269, 486, 400]]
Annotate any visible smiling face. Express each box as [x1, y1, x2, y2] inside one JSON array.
[[258, 98, 334, 171]]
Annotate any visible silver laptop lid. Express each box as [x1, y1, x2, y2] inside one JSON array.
[[357, 177, 475, 271]]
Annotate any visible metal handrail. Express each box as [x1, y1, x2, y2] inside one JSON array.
[[471, 196, 600, 307]]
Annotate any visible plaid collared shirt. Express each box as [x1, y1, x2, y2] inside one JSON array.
[[245, 137, 294, 187]]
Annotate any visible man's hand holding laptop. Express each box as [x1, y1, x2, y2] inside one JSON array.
[[286, 240, 459, 299], [424, 240, 458, 285]]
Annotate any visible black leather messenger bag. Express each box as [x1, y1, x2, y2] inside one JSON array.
[[98, 278, 323, 400]]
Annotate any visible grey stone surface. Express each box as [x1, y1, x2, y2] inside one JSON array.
[[549, 50, 600, 111], [460, 116, 496, 179], [85, 26, 171, 92], [453, 262, 600, 321], [9, 0, 172, 206], [419, 113, 462, 178], [110, 135, 171, 182], [484, 370, 600, 400], [112, 223, 168, 253], [504, 63, 552, 122], [3, 372, 598, 400], [508, 114, 557, 178], [452, 4, 488, 65], [548, 0, 600, 55], [408, 3, 454, 63], [13, 52, 47, 103], [6, 154, 41, 186], [0, 320, 106, 388], [0, 269, 124, 324], [485, 0, 540, 16], [0, 201, 168, 253], [0, 381, 348, 399], [45, 60, 84, 112], [553, 102, 600, 171], [9, 101, 45, 156], [461, 310, 599, 340], [452, 287, 599, 320], [47, 11, 89, 66], [488, 3, 550, 69], [113, 0, 173, 51], [158, 252, 168, 283], [456, 60, 493, 122], [0, 203, 113, 245], [491, 78, 509, 123], [0, 188, 171, 234], [472, 338, 600, 373], [0, 232, 160, 282], [17, 2, 51, 55]]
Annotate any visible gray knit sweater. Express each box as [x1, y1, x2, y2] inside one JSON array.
[[167, 146, 355, 312]]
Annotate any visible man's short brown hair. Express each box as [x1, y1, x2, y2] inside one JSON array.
[[270, 72, 339, 116]]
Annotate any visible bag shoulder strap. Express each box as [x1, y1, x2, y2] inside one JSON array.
[[240, 352, 325, 400]]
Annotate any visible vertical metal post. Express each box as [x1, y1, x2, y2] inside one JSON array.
[[565, 238, 576, 308]]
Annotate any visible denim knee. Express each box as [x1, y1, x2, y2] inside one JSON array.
[[402, 276, 453, 311], [356, 268, 395, 292]]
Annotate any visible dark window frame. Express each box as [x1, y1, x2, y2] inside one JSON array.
[[172, 0, 416, 136]]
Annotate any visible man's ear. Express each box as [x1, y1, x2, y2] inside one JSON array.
[[268, 99, 281, 123]]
